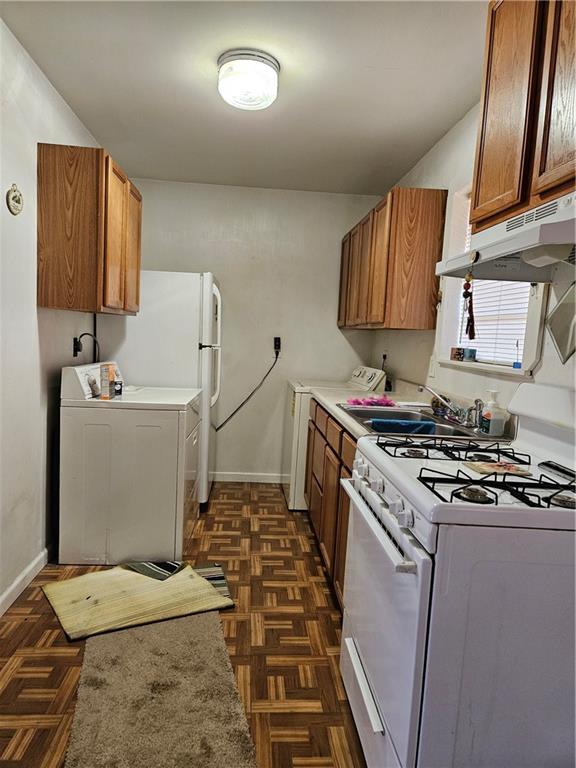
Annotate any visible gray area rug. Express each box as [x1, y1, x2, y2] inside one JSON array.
[[64, 612, 257, 768]]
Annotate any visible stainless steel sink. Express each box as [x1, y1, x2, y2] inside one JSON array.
[[337, 404, 482, 438]]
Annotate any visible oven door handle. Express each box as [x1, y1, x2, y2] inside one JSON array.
[[344, 637, 385, 734], [341, 478, 418, 575]]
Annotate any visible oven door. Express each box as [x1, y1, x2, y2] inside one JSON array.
[[341, 478, 432, 768]]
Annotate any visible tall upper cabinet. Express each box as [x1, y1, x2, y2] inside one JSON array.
[[37, 143, 142, 314], [338, 187, 447, 330], [470, 0, 575, 232]]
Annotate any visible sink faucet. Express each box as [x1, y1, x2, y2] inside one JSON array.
[[464, 399, 484, 429], [417, 384, 464, 421], [418, 385, 484, 430]]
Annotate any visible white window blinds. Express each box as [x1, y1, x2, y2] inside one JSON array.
[[458, 281, 531, 366]]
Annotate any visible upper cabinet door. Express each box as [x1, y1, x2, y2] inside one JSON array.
[[103, 156, 128, 310], [470, 0, 542, 224], [366, 196, 391, 325], [355, 212, 374, 326], [124, 183, 142, 313], [338, 234, 351, 327], [531, 0, 576, 195], [345, 224, 361, 326], [384, 188, 447, 330]]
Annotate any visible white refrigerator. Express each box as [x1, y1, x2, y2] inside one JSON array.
[[98, 270, 222, 505]]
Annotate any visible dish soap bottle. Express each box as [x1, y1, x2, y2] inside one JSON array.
[[480, 390, 507, 437]]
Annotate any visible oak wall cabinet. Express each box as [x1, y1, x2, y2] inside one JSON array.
[[470, 0, 575, 232], [338, 187, 447, 330], [304, 400, 356, 610], [37, 143, 142, 314]]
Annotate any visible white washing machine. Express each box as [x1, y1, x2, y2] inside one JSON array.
[[59, 362, 202, 565], [281, 366, 386, 510]]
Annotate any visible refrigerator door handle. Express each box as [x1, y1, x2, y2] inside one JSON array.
[[211, 284, 222, 407]]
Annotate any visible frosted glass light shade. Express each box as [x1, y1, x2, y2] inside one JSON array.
[[217, 50, 280, 111]]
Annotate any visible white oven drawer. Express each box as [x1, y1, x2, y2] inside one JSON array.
[[341, 478, 432, 768], [340, 617, 401, 768]]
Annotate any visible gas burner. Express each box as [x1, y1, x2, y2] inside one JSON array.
[[453, 486, 495, 504], [547, 493, 576, 510], [467, 453, 494, 462], [402, 448, 427, 458]]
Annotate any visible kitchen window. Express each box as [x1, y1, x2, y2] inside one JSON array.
[[456, 280, 532, 366], [437, 187, 547, 377]]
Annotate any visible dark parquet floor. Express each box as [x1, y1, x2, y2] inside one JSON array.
[[0, 482, 365, 767]]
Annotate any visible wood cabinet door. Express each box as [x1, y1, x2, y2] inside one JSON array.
[[103, 156, 128, 310], [304, 420, 315, 507], [337, 234, 351, 327], [531, 0, 576, 196], [333, 466, 352, 609], [384, 188, 447, 330], [345, 224, 361, 326], [309, 477, 323, 540], [319, 446, 340, 576], [355, 212, 374, 325], [470, 0, 542, 224], [124, 183, 142, 313], [367, 196, 392, 325], [312, 429, 327, 488]]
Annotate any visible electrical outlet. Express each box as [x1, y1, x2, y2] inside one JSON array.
[[274, 337, 281, 354]]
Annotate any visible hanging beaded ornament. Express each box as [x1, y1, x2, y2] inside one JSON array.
[[463, 271, 475, 340]]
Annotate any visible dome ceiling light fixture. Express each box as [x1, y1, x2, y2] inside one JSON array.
[[217, 49, 280, 111]]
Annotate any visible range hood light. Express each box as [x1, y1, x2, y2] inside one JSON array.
[[217, 49, 280, 111]]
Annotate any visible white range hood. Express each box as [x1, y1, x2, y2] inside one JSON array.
[[437, 192, 575, 282]]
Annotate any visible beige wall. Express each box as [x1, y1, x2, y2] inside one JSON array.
[[134, 178, 379, 481], [369, 104, 576, 405], [0, 21, 95, 611]]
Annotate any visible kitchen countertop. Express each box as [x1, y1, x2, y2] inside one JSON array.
[[309, 381, 432, 440]]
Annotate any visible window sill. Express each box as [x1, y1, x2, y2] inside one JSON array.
[[438, 358, 533, 379]]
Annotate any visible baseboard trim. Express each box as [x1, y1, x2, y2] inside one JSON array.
[[213, 472, 290, 484], [0, 549, 48, 617]]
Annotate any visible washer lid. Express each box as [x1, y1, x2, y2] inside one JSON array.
[[61, 385, 202, 411]]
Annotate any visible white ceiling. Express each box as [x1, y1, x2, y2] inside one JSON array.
[[1, 1, 487, 194]]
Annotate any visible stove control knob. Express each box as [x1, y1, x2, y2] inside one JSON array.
[[396, 506, 414, 528], [356, 462, 368, 478], [370, 478, 384, 494]]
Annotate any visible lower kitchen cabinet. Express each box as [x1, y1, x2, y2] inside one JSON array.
[[333, 466, 352, 608], [305, 398, 356, 608], [309, 477, 323, 538], [319, 445, 340, 575], [304, 420, 315, 507]]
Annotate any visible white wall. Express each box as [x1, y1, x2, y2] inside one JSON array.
[[134, 179, 378, 481], [369, 104, 576, 405], [0, 21, 95, 612]]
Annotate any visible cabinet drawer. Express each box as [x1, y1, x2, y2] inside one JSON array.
[[309, 398, 317, 422], [315, 405, 329, 436], [312, 429, 327, 487], [341, 433, 357, 471], [326, 417, 342, 454]]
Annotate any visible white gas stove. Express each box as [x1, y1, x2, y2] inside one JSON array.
[[339, 383, 575, 768]]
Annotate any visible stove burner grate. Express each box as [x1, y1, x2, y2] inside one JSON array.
[[375, 436, 530, 465], [418, 467, 576, 509]]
